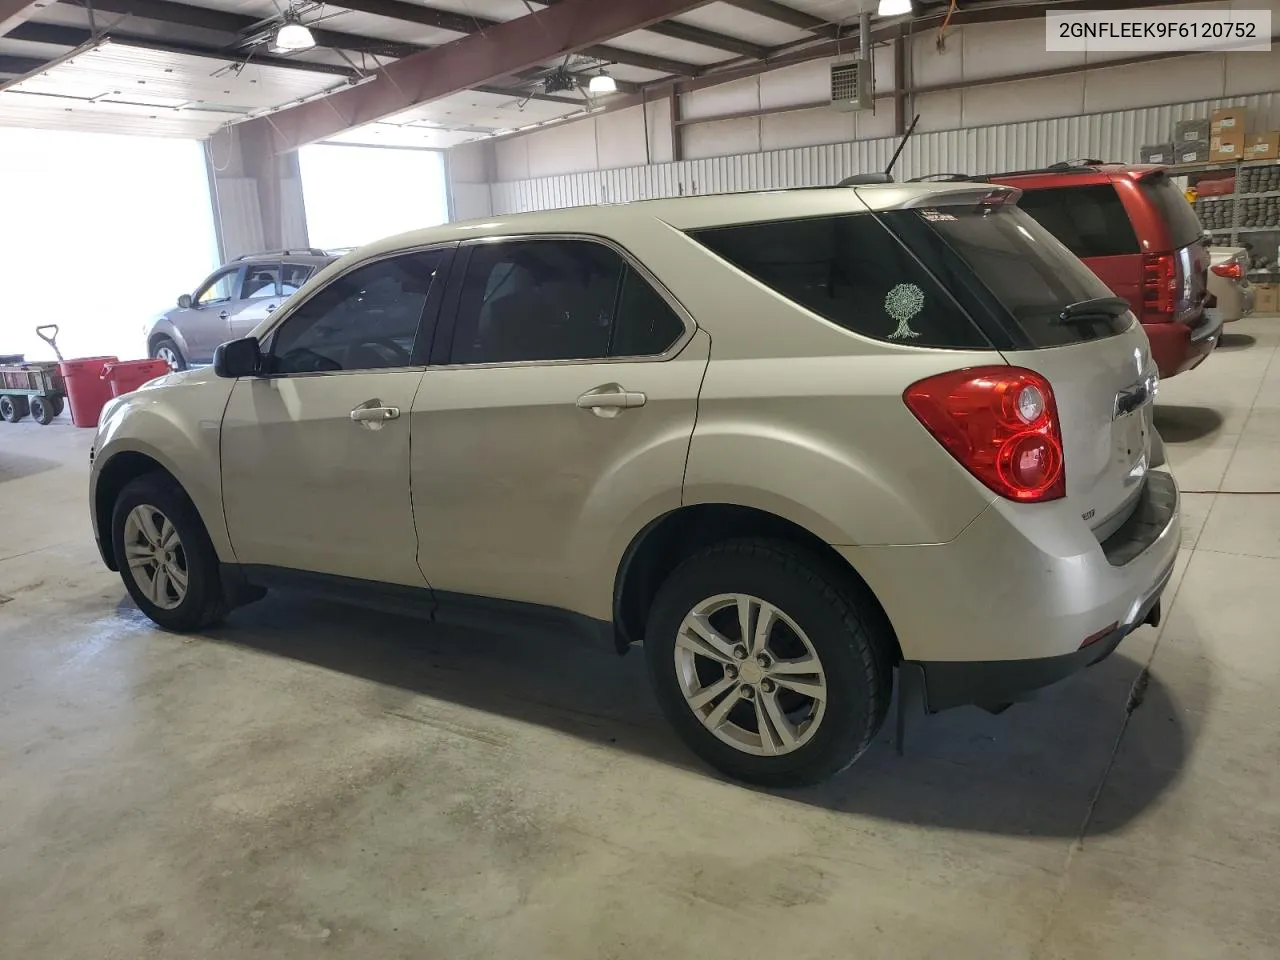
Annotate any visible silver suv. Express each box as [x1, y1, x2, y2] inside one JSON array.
[[91, 185, 1180, 786], [145, 249, 336, 369]]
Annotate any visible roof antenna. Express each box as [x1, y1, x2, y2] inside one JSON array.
[[837, 112, 920, 186]]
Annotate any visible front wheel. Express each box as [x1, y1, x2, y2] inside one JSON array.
[[152, 338, 187, 371], [644, 539, 893, 787], [111, 473, 227, 631]]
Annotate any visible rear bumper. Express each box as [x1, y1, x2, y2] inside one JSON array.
[[911, 552, 1173, 711], [839, 470, 1181, 702], [1144, 310, 1222, 378]]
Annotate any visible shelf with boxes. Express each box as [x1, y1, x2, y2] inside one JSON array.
[[1190, 161, 1280, 237], [1142, 107, 1278, 167]]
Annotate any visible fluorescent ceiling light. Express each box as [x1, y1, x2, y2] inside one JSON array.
[[878, 0, 912, 15], [275, 21, 316, 51], [588, 71, 617, 94]]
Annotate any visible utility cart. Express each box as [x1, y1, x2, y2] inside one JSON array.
[[0, 325, 67, 426]]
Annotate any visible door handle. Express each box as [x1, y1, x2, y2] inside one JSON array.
[[350, 401, 400, 429], [576, 384, 646, 418], [266, 303, 278, 313], [218, 310, 229, 320]]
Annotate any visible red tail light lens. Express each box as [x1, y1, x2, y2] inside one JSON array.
[[904, 367, 1066, 503], [1142, 252, 1177, 317], [1211, 262, 1243, 280]]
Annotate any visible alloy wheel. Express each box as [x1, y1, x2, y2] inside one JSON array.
[[156, 345, 181, 370], [674, 593, 828, 757], [123, 504, 189, 610]]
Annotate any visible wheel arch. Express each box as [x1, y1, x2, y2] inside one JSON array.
[[612, 502, 902, 664]]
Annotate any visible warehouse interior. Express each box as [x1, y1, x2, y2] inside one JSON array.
[[3, 0, 1280, 956]]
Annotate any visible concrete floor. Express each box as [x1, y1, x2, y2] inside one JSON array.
[[3, 318, 1280, 959]]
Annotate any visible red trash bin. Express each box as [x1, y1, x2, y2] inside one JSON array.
[[59, 356, 118, 428], [102, 359, 171, 398]]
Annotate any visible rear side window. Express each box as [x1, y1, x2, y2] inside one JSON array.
[[690, 214, 989, 349], [1138, 173, 1204, 249], [1015, 185, 1139, 258]]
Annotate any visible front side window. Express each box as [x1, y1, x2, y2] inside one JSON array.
[[281, 263, 316, 296], [269, 250, 445, 374], [241, 265, 281, 300], [195, 268, 239, 306], [448, 239, 686, 365]]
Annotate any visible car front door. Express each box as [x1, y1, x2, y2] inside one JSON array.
[[176, 266, 243, 361], [220, 246, 453, 586], [411, 236, 708, 619], [226, 262, 283, 341]]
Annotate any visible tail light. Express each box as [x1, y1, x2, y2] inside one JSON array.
[[904, 367, 1065, 503], [1211, 262, 1243, 280], [1142, 253, 1177, 318]]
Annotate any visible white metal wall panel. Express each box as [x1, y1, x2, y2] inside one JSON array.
[[486, 93, 1280, 215], [211, 177, 264, 261]]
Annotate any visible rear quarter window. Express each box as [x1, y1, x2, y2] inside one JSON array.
[[1015, 184, 1140, 258], [1138, 173, 1204, 249], [689, 214, 990, 349]]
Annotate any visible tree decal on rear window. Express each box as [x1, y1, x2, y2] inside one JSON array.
[[885, 283, 925, 340]]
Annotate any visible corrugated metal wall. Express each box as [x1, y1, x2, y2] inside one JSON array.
[[487, 93, 1280, 215]]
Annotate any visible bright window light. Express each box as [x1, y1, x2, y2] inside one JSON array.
[[0, 127, 217, 362], [878, 0, 912, 15], [298, 144, 449, 249]]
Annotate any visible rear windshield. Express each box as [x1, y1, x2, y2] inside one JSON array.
[[1015, 184, 1139, 258], [1138, 173, 1204, 249], [888, 204, 1130, 346], [690, 204, 1129, 350]]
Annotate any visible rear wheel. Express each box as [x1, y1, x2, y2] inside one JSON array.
[[152, 338, 187, 371], [30, 396, 56, 425], [644, 539, 893, 787], [0, 395, 28, 423], [112, 473, 227, 631], [50, 396, 65, 417]]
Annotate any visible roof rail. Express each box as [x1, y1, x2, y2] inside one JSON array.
[[906, 173, 988, 183], [232, 248, 330, 261]]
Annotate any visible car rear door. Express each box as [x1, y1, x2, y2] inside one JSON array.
[[409, 236, 707, 619], [893, 202, 1156, 539]]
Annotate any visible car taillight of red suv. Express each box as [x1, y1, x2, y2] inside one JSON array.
[[984, 163, 1219, 379]]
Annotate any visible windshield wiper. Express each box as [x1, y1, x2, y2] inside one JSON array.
[[1051, 296, 1132, 325]]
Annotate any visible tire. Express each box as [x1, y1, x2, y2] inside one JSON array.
[[644, 539, 893, 787], [111, 473, 227, 631], [152, 338, 187, 371], [0, 394, 28, 423], [50, 396, 65, 417], [30, 396, 55, 425]]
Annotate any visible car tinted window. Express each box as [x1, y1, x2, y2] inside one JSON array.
[[196, 268, 239, 305], [1015, 185, 1139, 258], [281, 263, 316, 296], [611, 266, 685, 356], [241, 265, 280, 299], [270, 250, 444, 374], [690, 214, 989, 349], [1138, 173, 1204, 249], [450, 239, 622, 364], [884, 204, 1129, 346]]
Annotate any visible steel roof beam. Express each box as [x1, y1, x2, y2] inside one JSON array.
[[242, 0, 714, 153], [642, 20, 769, 58], [718, 0, 835, 36], [321, 0, 703, 76]]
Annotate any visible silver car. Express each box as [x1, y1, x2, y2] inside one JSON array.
[[92, 184, 1179, 786], [145, 249, 336, 369]]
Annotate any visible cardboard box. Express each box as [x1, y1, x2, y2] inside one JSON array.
[[1177, 140, 1211, 164], [1210, 131, 1246, 162], [1256, 284, 1278, 315], [1256, 283, 1279, 313], [1175, 118, 1211, 143], [1244, 132, 1280, 161], [1140, 143, 1176, 164], [1211, 107, 1248, 135]]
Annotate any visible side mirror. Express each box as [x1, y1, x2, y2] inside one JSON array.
[[177, 294, 193, 309], [213, 337, 262, 378]]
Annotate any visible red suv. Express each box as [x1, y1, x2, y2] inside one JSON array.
[[985, 164, 1217, 379]]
